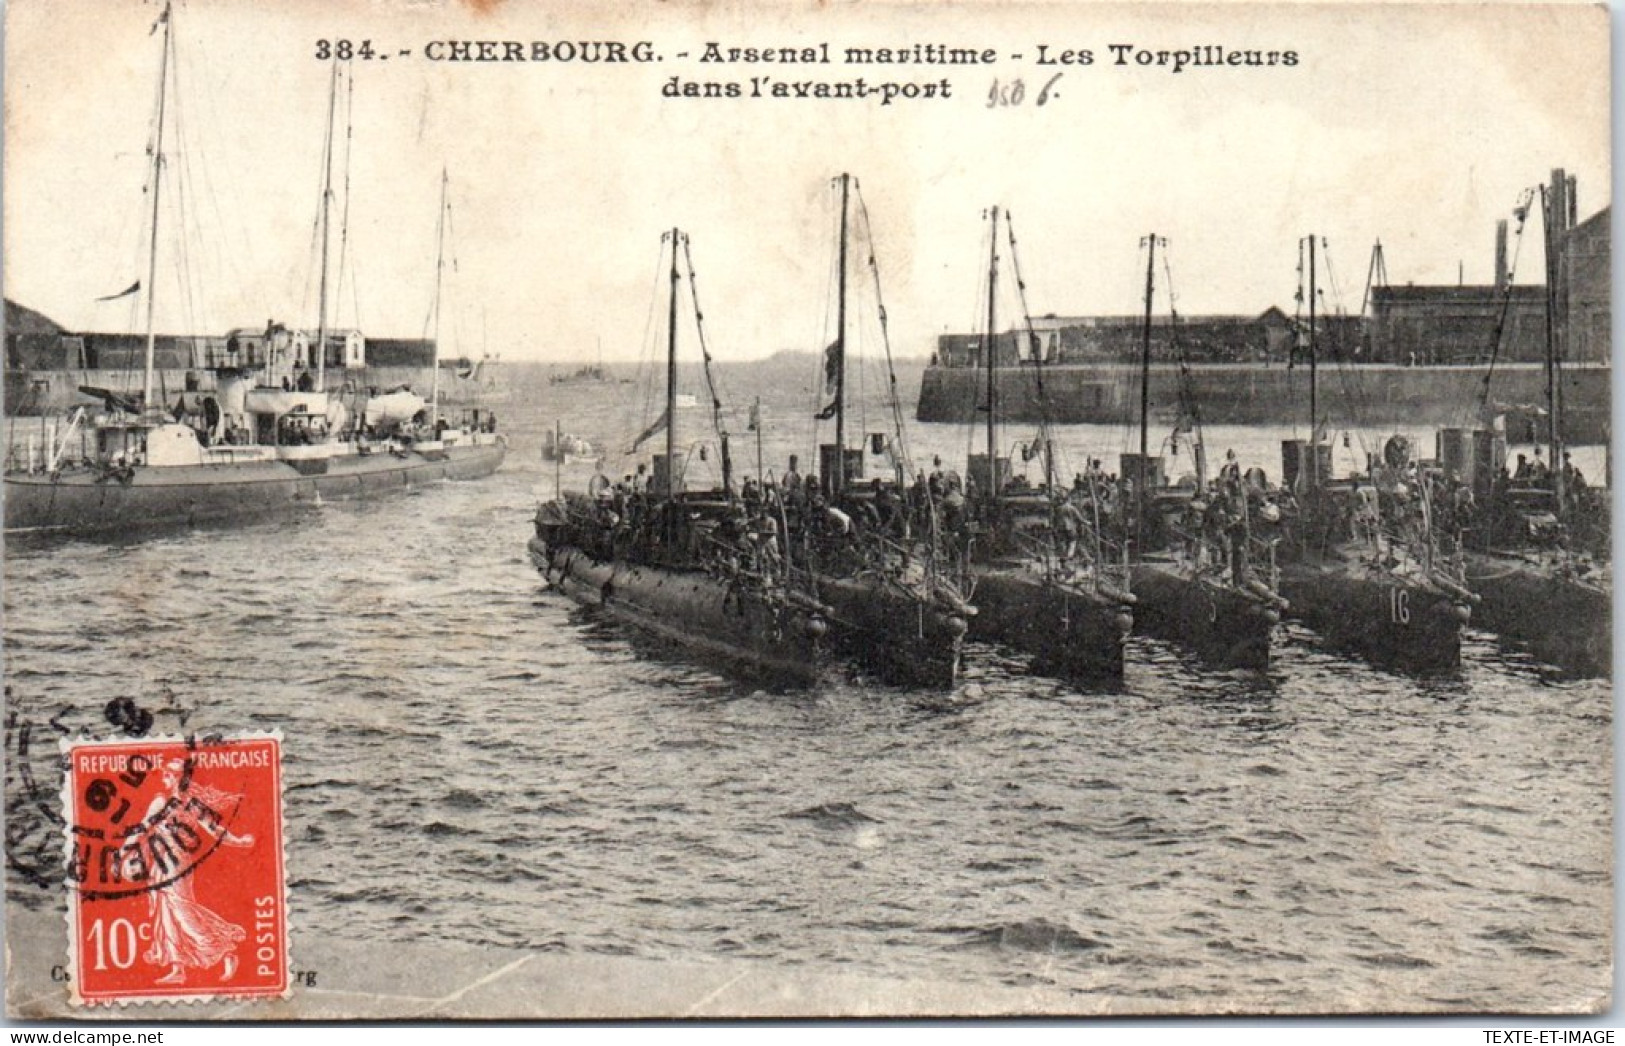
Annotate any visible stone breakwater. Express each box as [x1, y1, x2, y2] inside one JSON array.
[[915, 360, 1610, 442]]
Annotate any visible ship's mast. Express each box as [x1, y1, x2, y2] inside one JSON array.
[[1138, 233, 1157, 553], [1538, 182, 1568, 513], [666, 227, 681, 497], [430, 168, 448, 428], [142, 1, 175, 413], [1307, 234, 1320, 488], [983, 207, 1000, 502], [833, 174, 850, 497], [754, 396, 764, 487], [314, 58, 340, 394]]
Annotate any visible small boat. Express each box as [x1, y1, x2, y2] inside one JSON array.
[[541, 429, 597, 464], [549, 364, 610, 386]]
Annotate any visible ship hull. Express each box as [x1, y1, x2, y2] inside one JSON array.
[[530, 536, 828, 684], [1129, 560, 1278, 668], [1277, 559, 1468, 672], [3, 440, 505, 535], [1465, 552, 1611, 677], [814, 574, 968, 689], [967, 565, 1131, 679]]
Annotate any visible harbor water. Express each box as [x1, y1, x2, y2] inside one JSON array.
[[3, 364, 1611, 1013]]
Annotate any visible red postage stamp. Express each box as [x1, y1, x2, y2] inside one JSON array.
[[62, 733, 288, 1006]]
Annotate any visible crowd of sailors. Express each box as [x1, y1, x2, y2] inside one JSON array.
[[547, 433, 1609, 597]]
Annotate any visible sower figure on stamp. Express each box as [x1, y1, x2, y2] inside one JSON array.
[[130, 759, 255, 985]]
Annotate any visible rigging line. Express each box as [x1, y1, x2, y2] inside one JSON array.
[[184, 11, 255, 309], [852, 179, 915, 481], [1289, 237, 1305, 441], [1160, 243, 1208, 482], [1477, 188, 1535, 421], [810, 178, 842, 458], [1320, 239, 1377, 441], [173, 85, 210, 338], [128, 18, 173, 393], [163, 44, 194, 336], [1319, 235, 1371, 409], [855, 274, 869, 448], [679, 235, 729, 450], [169, 27, 228, 333], [963, 213, 993, 466], [299, 106, 330, 336], [852, 193, 871, 456], [1117, 237, 1151, 457], [853, 179, 944, 552], [302, 67, 342, 326], [1004, 211, 1057, 482], [313, 57, 342, 392], [422, 171, 444, 339], [625, 232, 667, 448], [447, 192, 466, 370], [335, 69, 356, 330]]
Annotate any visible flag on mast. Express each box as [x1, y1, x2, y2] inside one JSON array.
[[95, 281, 141, 302], [629, 409, 669, 453], [821, 340, 840, 394]]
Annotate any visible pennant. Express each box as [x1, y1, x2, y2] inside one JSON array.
[[747, 402, 760, 432], [814, 399, 838, 421], [150, 7, 168, 35], [96, 280, 141, 302], [629, 408, 668, 453], [822, 340, 841, 395]]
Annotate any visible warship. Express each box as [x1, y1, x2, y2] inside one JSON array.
[[528, 228, 833, 684], [3, 12, 504, 537], [1451, 174, 1611, 677], [1274, 236, 1474, 672], [797, 174, 975, 688], [1118, 234, 1285, 668], [958, 206, 1134, 679]]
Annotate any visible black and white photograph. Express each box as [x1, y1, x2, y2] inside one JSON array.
[[2, 0, 1612, 1020]]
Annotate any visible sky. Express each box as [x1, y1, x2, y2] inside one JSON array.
[[3, 0, 1610, 362]]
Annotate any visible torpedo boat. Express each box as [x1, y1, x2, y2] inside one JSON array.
[[528, 228, 832, 685]]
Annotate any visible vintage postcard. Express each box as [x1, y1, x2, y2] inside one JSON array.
[[3, 0, 1611, 1020]]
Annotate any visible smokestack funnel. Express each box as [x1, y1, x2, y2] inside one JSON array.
[[1494, 219, 1508, 291], [1550, 168, 1569, 236]]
